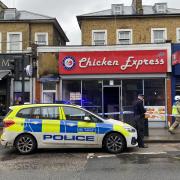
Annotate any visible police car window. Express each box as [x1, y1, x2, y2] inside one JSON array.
[[41, 107, 59, 120], [63, 106, 101, 122], [63, 107, 86, 121], [31, 107, 41, 119], [16, 108, 31, 118]]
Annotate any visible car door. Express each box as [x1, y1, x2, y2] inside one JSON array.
[[38, 106, 65, 146], [61, 106, 98, 145]]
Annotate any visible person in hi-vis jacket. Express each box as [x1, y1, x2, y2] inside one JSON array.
[[169, 95, 180, 134]]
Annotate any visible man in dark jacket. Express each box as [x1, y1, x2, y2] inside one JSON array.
[[133, 94, 147, 148]]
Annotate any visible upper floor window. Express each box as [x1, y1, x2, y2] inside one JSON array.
[[151, 28, 167, 43], [176, 28, 180, 43], [92, 30, 107, 45], [111, 4, 124, 15], [116, 29, 132, 44], [35, 32, 48, 45], [154, 3, 167, 13], [7, 32, 22, 53]]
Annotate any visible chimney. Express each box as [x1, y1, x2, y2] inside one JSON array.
[[132, 0, 143, 14]]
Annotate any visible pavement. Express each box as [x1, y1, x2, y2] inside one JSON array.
[[0, 126, 180, 143], [144, 128, 180, 143]]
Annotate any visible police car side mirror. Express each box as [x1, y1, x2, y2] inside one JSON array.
[[84, 116, 91, 121]]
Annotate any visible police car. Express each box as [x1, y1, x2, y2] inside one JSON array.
[[1, 104, 137, 154]]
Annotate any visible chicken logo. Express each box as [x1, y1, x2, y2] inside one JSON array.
[[63, 56, 76, 70]]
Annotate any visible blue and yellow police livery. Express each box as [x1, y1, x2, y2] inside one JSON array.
[[1, 104, 137, 154]]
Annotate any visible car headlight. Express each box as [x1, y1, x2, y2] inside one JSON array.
[[124, 127, 136, 133]]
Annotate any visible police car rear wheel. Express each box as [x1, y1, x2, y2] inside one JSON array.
[[104, 133, 125, 153], [15, 134, 37, 154]]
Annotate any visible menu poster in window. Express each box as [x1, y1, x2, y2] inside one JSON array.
[[70, 92, 81, 100], [145, 106, 165, 121]]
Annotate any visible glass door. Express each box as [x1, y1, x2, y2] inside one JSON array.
[[103, 86, 121, 120]]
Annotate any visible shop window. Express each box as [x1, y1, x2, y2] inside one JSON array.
[[14, 81, 30, 104], [62, 80, 81, 105], [144, 79, 165, 106], [42, 82, 56, 103], [82, 80, 102, 114], [43, 82, 56, 90], [122, 79, 143, 108]]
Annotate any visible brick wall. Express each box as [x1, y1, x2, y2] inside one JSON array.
[[81, 17, 180, 45]]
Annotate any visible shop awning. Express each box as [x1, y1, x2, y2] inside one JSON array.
[[0, 70, 10, 80]]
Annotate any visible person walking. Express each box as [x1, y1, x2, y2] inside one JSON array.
[[133, 94, 148, 148], [168, 95, 180, 134]]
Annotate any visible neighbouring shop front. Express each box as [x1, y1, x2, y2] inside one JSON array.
[[172, 44, 180, 100], [0, 54, 31, 114]]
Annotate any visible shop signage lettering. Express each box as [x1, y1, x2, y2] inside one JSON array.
[[120, 56, 164, 70], [0, 59, 14, 70], [78, 56, 165, 70], [79, 57, 119, 68], [59, 50, 169, 74]]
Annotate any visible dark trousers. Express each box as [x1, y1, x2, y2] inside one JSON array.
[[134, 115, 145, 147]]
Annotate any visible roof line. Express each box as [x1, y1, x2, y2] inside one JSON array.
[[19, 10, 54, 19]]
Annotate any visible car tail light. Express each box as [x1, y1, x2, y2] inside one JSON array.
[[3, 120, 15, 128]]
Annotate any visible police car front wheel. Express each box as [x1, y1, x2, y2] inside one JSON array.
[[14, 134, 37, 154], [104, 132, 125, 153]]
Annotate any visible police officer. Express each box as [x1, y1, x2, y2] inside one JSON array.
[[133, 94, 147, 148], [169, 95, 180, 134]]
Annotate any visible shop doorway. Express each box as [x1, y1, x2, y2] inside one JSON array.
[[103, 86, 121, 120]]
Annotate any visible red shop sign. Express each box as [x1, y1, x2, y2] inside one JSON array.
[[59, 50, 168, 74]]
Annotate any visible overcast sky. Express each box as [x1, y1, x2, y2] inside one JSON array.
[[1, 0, 180, 45]]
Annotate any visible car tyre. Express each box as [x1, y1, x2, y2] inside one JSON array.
[[104, 132, 125, 153], [14, 134, 37, 155]]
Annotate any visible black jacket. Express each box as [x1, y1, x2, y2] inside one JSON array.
[[133, 99, 146, 117]]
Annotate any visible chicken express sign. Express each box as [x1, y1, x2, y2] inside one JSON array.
[[59, 50, 168, 74]]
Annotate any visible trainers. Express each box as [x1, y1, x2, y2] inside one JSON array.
[[168, 130, 175, 134]]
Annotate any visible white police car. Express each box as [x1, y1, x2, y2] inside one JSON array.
[[1, 104, 137, 154]]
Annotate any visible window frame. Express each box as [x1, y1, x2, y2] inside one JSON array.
[[176, 28, 180, 43], [16, 106, 60, 120], [92, 30, 107, 45], [62, 106, 103, 123], [7, 32, 22, 53], [151, 28, 167, 43], [41, 82, 57, 103], [116, 29, 133, 44], [155, 4, 167, 13], [35, 32, 48, 45], [0, 32, 2, 53]]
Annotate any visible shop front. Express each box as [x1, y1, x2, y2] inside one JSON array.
[[37, 44, 172, 127], [0, 54, 31, 114], [172, 44, 180, 99]]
